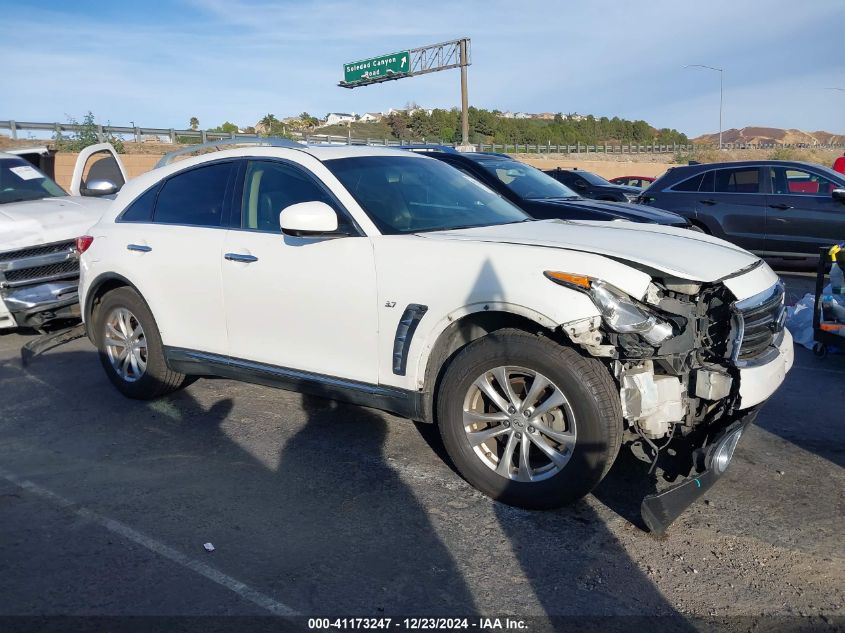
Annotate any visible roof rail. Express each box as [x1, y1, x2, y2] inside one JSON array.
[[399, 144, 459, 154], [155, 136, 304, 168]]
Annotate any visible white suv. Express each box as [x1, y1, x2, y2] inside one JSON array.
[[78, 142, 793, 532]]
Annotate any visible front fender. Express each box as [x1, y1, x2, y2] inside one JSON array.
[[403, 292, 601, 391]]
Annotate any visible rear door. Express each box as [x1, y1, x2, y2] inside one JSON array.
[[69, 143, 129, 196], [115, 160, 235, 355], [764, 165, 845, 256], [697, 166, 767, 252]]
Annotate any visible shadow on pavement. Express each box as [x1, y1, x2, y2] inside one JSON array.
[[0, 348, 478, 616]]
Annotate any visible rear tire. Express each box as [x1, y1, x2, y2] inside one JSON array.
[[436, 329, 622, 509], [94, 287, 188, 400]]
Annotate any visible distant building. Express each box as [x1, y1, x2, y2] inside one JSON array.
[[514, 112, 530, 119], [359, 112, 382, 123], [533, 112, 556, 120], [500, 111, 515, 119], [325, 112, 356, 125]]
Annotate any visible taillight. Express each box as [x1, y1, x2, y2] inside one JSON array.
[[75, 235, 94, 254]]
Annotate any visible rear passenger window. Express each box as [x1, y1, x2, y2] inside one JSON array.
[[714, 168, 760, 194], [154, 162, 234, 227], [120, 185, 159, 223], [672, 173, 704, 192]]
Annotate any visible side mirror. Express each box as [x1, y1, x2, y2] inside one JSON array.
[[280, 201, 340, 236], [833, 188, 845, 204], [81, 179, 120, 197]]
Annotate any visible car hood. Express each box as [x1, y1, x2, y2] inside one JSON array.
[[422, 219, 760, 283], [533, 197, 687, 225], [0, 196, 111, 252]]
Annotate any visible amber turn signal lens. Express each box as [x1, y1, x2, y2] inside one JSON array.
[[544, 271, 592, 289]]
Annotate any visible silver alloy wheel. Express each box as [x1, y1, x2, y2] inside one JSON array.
[[463, 366, 576, 482], [103, 307, 148, 383]]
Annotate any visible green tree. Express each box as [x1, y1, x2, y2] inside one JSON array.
[[208, 121, 239, 134], [189, 117, 199, 130]]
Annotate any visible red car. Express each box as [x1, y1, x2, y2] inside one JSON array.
[[609, 175, 655, 188]]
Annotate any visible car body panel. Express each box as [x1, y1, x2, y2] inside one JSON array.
[[0, 196, 112, 251]]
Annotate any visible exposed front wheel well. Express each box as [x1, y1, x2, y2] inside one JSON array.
[[421, 311, 563, 424]]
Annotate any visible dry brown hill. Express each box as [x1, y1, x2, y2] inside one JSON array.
[[694, 127, 844, 145]]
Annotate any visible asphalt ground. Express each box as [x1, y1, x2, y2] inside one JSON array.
[[0, 274, 842, 632]]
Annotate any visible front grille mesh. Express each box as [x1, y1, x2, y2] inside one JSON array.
[[3, 259, 79, 284], [736, 284, 785, 361], [0, 240, 75, 263]]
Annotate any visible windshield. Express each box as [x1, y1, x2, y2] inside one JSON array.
[[577, 170, 613, 186], [325, 156, 531, 234], [476, 158, 579, 200], [0, 157, 67, 204]]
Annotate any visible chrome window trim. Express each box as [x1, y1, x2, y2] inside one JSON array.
[[729, 280, 786, 365]]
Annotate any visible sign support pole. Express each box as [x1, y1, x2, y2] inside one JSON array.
[[459, 38, 470, 148]]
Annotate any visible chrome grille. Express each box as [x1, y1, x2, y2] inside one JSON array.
[[0, 240, 75, 263], [733, 282, 786, 362], [0, 239, 79, 289]]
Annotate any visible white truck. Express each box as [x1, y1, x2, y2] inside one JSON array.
[[77, 141, 793, 532], [0, 144, 127, 330]]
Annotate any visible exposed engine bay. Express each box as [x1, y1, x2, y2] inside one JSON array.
[[562, 274, 786, 477]]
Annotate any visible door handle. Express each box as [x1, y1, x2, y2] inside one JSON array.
[[127, 244, 152, 253], [699, 199, 717, 206], [224, 253, 258, 263], [768, 203, 793, 210]]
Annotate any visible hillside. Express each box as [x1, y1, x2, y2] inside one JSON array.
[[693, 127, 844, 146]]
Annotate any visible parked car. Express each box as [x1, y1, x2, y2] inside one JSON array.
[[404, 147, 688, 227], [833, 153, 845, 175], [0, 143, 127, 330], [609, 175, 656, 188], [78, 141, 793, 533], [638, 160, 845, 259], [544, 168, 642, 202]]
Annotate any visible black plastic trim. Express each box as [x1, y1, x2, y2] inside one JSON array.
[[392, 304, 429, 375], [164, 347, 424, 421]]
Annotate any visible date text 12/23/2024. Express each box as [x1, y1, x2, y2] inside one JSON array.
[[308, 618, 528, 630]]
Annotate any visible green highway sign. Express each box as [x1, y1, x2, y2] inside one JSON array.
[[343, 51, 410, 84]]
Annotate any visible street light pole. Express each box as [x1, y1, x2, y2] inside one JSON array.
[[684, 64, 724, 149]]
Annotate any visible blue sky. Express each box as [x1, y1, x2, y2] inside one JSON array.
[[1, 0, 843, 137]]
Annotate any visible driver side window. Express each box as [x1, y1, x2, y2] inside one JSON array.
[[771, 167, 837, 196], [241, 160, 346, 232]]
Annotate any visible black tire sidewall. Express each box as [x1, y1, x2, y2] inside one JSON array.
[[437, 332, 620, 509]]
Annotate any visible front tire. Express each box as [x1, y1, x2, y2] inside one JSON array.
[[94, 287, 188, 400], [436, 329, 622, 509]]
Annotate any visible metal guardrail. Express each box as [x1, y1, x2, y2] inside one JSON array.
[[2, 119, 843, 155]]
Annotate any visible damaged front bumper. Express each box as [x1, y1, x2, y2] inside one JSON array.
[[641, 410, 756, 535], [637, 331, 793, 533], [0, 280, 80, 329]]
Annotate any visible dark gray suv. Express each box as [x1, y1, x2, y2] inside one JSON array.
[[640, 160, 845, 260]]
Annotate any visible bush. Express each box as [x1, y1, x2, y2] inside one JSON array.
[[53, 111, 125, 153]]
